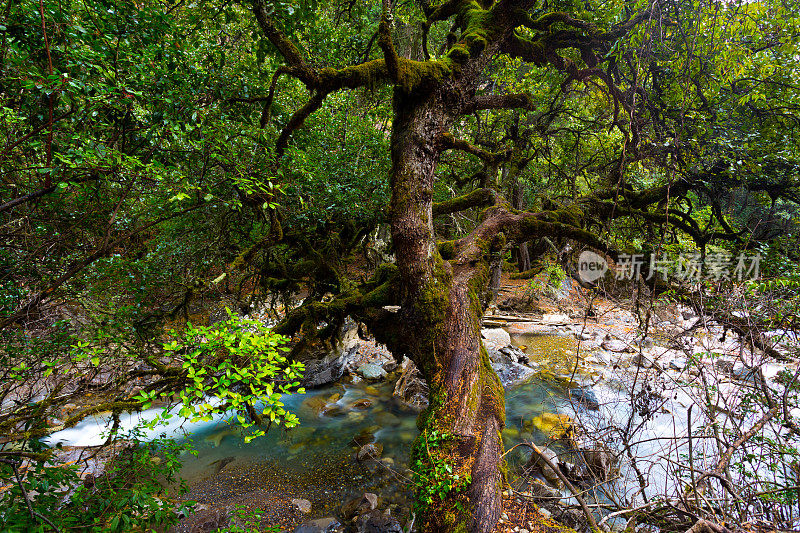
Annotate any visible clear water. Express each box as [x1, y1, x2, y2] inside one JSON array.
[[176, 378, 421, 515], [176, 337, 580, 515], [47, 334, 704, 519]]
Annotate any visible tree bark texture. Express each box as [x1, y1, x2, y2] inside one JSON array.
[[386, 87, 506, 532]]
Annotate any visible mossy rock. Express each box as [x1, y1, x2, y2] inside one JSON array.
[[531, 413, 574, 439]]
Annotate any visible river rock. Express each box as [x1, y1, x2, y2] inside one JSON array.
[[581, 447, 617, 481], [300, 320, 361, 388], [356, 443, 383, 461], [342, 493, 379, 519], [669, 357, 688, 371], [393, 358, 428, 411], [594, 350, 611, 365], [524, 446, 562, 487], [499, 346, 530, 365], [569, 387, 599, 410], [351, 398, 373, 410], [550, 507, 587, 531], [180, 506, 230, 533], [292, 498, 313, 514], [732, 364, 758, 383], [354, 509, 403, 533], [358, 363, 387, 380], [482, 327, 512, 350], [542, 313, 570, 325], [293, 517, 343, 533], [601, 338, 633, 353], [635, 353, 661, 370], [526, 481, 561, 502], [714, 359, 735, 375], [491, 359, 537, 388]]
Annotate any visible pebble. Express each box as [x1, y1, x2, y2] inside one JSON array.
[[291, 498, 312, 514]]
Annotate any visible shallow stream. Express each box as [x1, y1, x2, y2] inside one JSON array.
[[48, 334, 719, 522]]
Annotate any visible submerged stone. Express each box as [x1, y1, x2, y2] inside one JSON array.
[[293, 517, 342, 533], [351, 398, 373, 410], [356, 443, 383, 461], [531, 413, 574, 440]]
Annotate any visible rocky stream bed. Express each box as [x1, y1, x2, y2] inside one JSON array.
[[47, 283, 800, 533]]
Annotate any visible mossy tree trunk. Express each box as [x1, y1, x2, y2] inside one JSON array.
[[249, 1, 658, 530], [387, 87, 506, 532]]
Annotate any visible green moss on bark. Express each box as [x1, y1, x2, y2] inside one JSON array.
[[438, 240, 457, 260]]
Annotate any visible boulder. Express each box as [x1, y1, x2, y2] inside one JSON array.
[[635, 353, 661, 370], [601, 338, 633, 353], [300, 320, 361, 388], [482, 327, 512, 350], [669, 357, 688, 371], [714, 359, 735, 375], [499, 345, 530, 365], [392, 358, 428, 411], [550, 507, 588, 531], [542, 314, 570, 325], [357, 363, 387, 381], [524, 446, 562, 487], [555, 278, 575, 300], [594, 350, 611, 365], [581, 447, 617, 480], [526, 481, 561, 502], [639, 337, 654, 349], [491, 359, 537, 388], [732, 364, 758, 383]]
